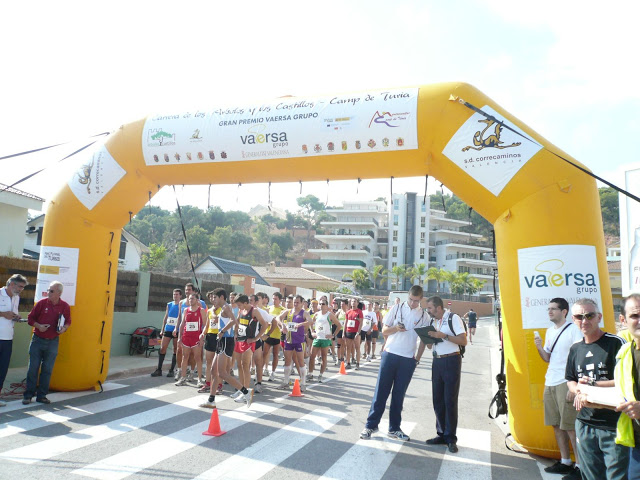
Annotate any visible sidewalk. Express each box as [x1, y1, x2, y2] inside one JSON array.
[[1, 353, 160, 399]]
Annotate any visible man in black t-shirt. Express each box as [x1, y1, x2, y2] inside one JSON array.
[[565, 298, 628, 480]]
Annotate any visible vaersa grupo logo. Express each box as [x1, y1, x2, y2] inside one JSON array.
[[523, 258, 598, 294], [240, 124, 288, 146]]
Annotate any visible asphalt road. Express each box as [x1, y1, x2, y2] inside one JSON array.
[[0, 319, 556, 480]]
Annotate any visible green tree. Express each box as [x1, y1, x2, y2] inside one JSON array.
[[389, 265, 407, 290], [210, 226, 234, 259], [409, 263, 428, 285], [343, 268, 371, 291], [427, 267, 446, 292], [297, 194, 325, 248], [599, 187, 620, 237], [442, 270, 459, 294], [269, 243, 283, 260], [370, 264, 387, 290], [140, 243, 166, 271], [468, 278, 486, 296]]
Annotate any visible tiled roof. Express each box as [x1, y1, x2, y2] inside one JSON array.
[[253, 266, 339, 283], [0, 183, 45, 202], [197, 256, 270, 285], [608, 261, 621, 271]]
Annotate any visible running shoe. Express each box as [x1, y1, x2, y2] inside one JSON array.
[[250, 367, 256, 375], [360, 427, 378, 439], [316, 357, 321, 365], [186, 371, 193, 382], [197, 384, 209, 393], [263, 368, 270, 377], [300, 383, 306, 393], [388, 430, 410, 441], [355, 363, 360, 370], [366, 355, 372, 362], [306, 374, 314, 382], [362, 353, 367, 359], [151, 369, 162, 377], [174, 370, 180, 380], [269, 371, 276, 382], [216, 384, 224, 395], [167, 369, 175, 378], [332, 354, 337, 362], [318, 375, 323, 383], [346, 363, 352, 370], [233, 392, 246, 403], [175, 377, 187, 386], [255, 383, 263, 394], [231, 390, 242, 399], [196, 380, 205, 389], [199, 400, 216, 409], [371, 355, 376, 359], [245, 389, 254, 408], [277, 382, 289, 390]]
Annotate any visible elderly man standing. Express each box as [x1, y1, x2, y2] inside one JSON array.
[[359, 285, 429, 442], [567, 298, 627, 480], [23, 281, 71, 405], [0, 274, 28, 407]]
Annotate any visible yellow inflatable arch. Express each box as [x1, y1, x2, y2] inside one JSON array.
[[40, 82, 611, 457]]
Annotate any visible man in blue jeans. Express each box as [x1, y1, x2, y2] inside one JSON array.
[[23, 281, 71, 405], [360, 285, 429, 441]]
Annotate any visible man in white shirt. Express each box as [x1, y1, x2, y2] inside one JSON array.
[[0, 274, 28, 406], [425, 296, 468, 453], [360, 285, 429, 442], [534, 297, 584, 478]]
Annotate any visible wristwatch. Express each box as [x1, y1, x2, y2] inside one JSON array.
[[444, 334, 449, 342]]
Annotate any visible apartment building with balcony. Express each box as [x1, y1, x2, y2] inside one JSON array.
[[389, 193, 497, 295], [302, 200, 388, 281]]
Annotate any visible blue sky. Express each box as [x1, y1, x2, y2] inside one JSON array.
[[2, 0, 639, 214]]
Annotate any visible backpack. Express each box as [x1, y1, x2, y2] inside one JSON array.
[[446, 312, 468, 358]]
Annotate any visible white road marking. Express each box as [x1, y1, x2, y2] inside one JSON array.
[[318, 421, 417, 480], [0, 388, 172, 439], [71, 401, 277, 480], [0, 382, 127, 413], [0, 394, 205, 464], [435, 428, 491, 480], [195, 409, 348, 480]]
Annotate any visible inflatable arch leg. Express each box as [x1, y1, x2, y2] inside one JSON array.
[[40, 82, 611, 457]]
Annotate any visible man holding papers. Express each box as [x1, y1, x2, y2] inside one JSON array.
[[23, 281, 71, 405], [566, 298, 627, 480], [614, 293, 640, 479]]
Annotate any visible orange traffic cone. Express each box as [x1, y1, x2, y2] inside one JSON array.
[[339, 361, 347, 375], [289, 379, 304, 397], [202, 408, 227, 436]]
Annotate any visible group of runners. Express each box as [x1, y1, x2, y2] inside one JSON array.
[[150, 283, 387, 409]]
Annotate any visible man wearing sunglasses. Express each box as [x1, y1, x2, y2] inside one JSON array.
[[360, 285, 429, 442], [23, 281, 71, 405], [566, 298, 628, 480], [534, 298, 584, 477]]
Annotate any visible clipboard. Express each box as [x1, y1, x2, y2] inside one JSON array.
[[415, 326, 442, 344]]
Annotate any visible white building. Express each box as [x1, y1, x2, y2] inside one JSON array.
[[389, 192, 496, 295], [303, 200, 388, 281], [0, 184, 44, 258], [24, 214, 148, 271]]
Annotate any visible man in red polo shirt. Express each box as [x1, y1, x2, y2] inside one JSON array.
[[344, 298, 364, 370], [23, 281, 71, 405]]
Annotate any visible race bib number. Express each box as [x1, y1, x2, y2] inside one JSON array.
[[209, 317, 218, 329], [347, 319, 356, 328], [186, 321, 198, 332], [363, 318, 372, 328], [237, 325, 247, 337], [317, 325, 324, 331], [287, 322, 298, 331], [166, 316, 177, 326]]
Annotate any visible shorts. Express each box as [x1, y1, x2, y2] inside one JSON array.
[[313, 339, 332, 348], [254, 339, 264, 350], [204, 333, 218, 352], [544, 382, 578, 430], [360, 330, 372, 341], [216, 337, 235, 357], [284, 342, 303, 352], [468, 322, 477, 329], [265, 337, 280, 346], [331, 324, 337, 334], [336, 330, 343, 339], [234, 340, 256, 354], [163, 329, 176, 337], [371, 331, 379, 339], [182, 334, 200, 348], [344, 331, 357, 340]]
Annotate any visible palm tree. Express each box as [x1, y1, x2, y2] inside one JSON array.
[[343, 268, 371, 291], [467, 277, 486, 296], [442, 270, 459, 294], [427, 267, 446, 292], [370, 264, 387, 290], [412, 263, 428, 286], [389, 265, 407, 290]]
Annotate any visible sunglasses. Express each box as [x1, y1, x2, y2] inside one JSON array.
[[573, 312, 598, 321]]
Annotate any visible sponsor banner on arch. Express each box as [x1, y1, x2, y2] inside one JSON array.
[[518, 245, 603, 329], [141, 88, 418, 165], [35, 246, 79, 306], [620, 167, 640, 296]]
